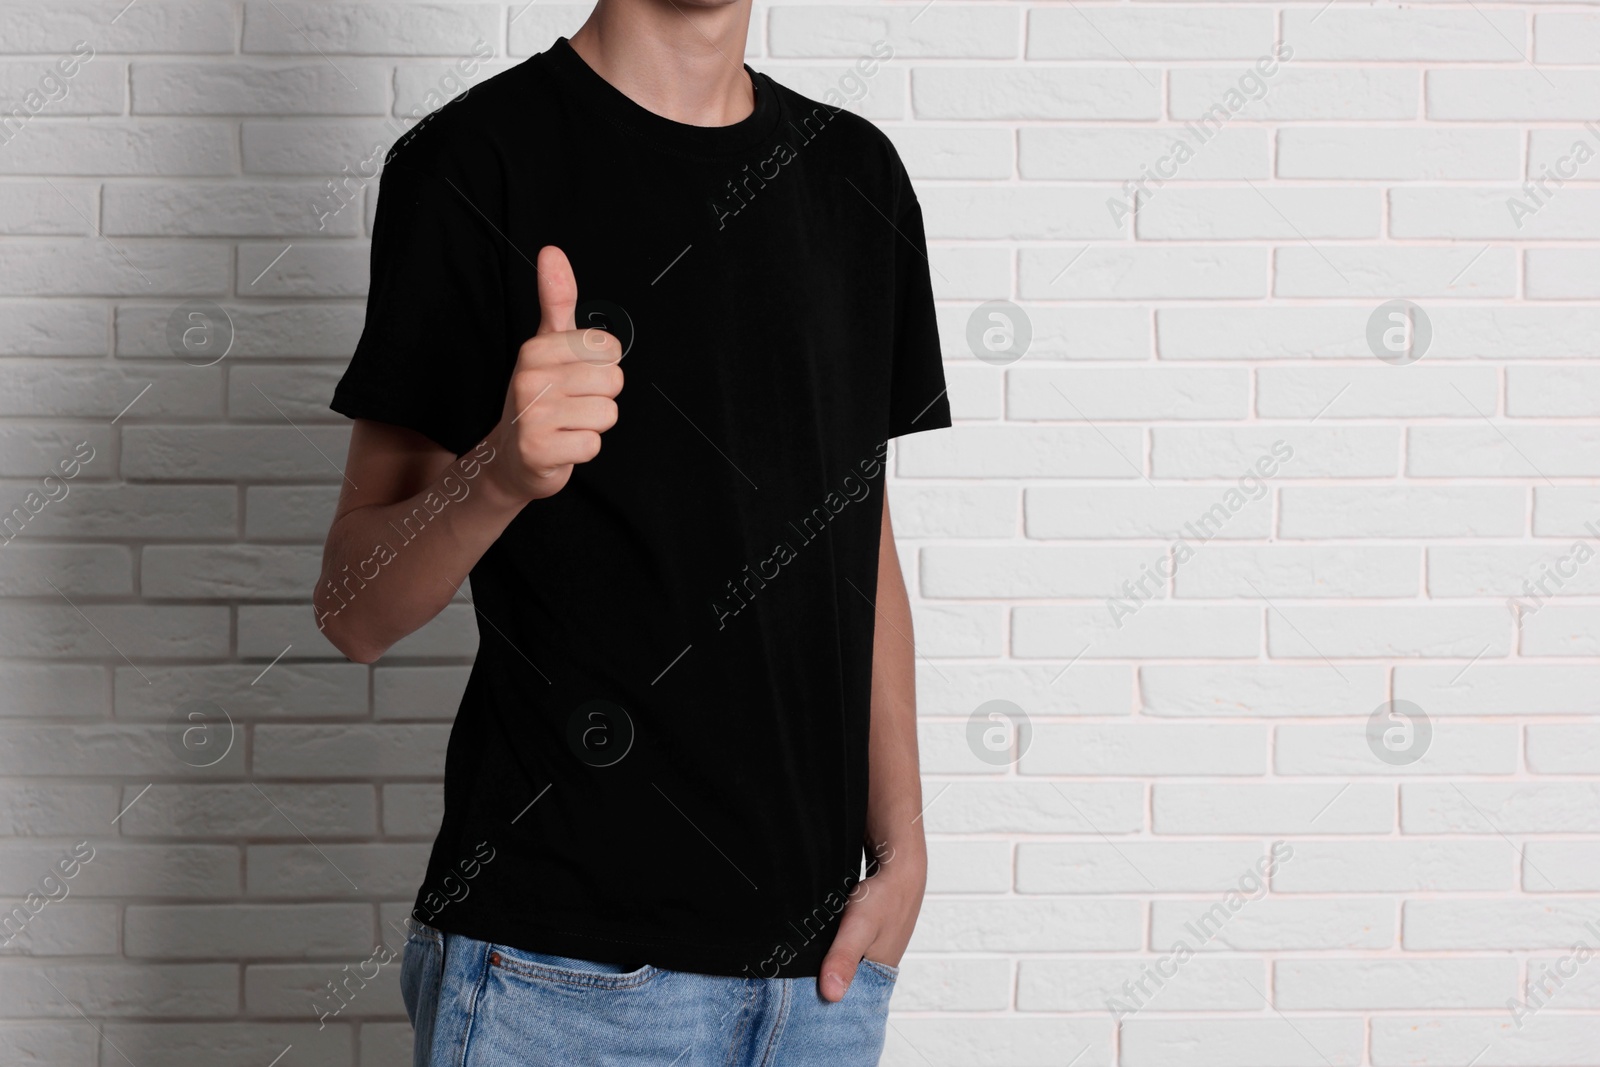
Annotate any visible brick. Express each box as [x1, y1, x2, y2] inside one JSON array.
[[1373, 1016, 1600, 1067], [912, 67, 1159, 120], [913, 663, 1131, 718], [1009, 367, 1247, 421], [1276, 127, 1519, 180], [1272, 841, 1511, 892], [0, 181, 94, 235], [891, 956, 1010, 1012], [927, 840, 1012, 894], [898, 426, 1145, 479], [939, 305, 1150, 362], [1403, 783, 1600, 833], [0, 361, 222, 419], [1535, 488, 1600, 536], [1152, 427, 1394, 479], [921, 782, 1144, 835], [1411, 427, 1600, 478], [1402, 900, 1600, 949], [242, 3, 498, 55], [143, 544, 320, 599], [881, 1018, 1109, 1067], [1527, 249, 1600, 300], [1122, 1019, 1364, 1067], [1283, 8, 1527, 60], [1525, 842, 1600, 892], [889, 485, 1017, 539], [1016, 841, 1269, 893], [771, 6, 1016, 58], [1257, 365, 1499, 419], [0, 121, 235, 176], [1535, 11, 1600, 62], [1021, 246, 1267, 299], [0, 903, 118, 956], [1509, 365, 1600, 415], [97, 1023, 350, 1067], [1275, 246, 1517, 299], [120, 784, 375, 838], [0, 544, 131, 597], [238, 242, 370, 297], [0, 301, 106, 355], [0, 605, 229, 659], [1176, 546, 1420, 599], [1522, 607, 1600, 658], [0, 2, 236, 53], [1153, 783, 1394, 835], [1527, 723, 1600, 773], [1021, 125, 1267, 180], [1026, 487, 1271, 540], [1171, 68, 1417, 121], [0, 842, 238, 897], [122, 426, 352, 481], [0, 963, 238, 1017], [1430, 545, 1600, 598], [125, 903, 371, 958], [760, 62, 907, 121], [381, 782, 441, 837], [4, 485, 237, 540], [1280, 487, 1526, 538], [923, 546, 1170, 600], [133, 61, 389, 115], [1275, 723, 1518, 776], [1019, 957, 1264, 1012], [924, 185, 1123, 240], [253, 724, 451, 778], [0, 240, 231, 296], [1276, 959, 1514, 1010], [373, 666, 469, 719], [1138, 187, 1381, 239], [243, 958, 402, 1018], [1427, 70, 1600, 121], [1396, 665, 1600, 716], [109, 182, 362, 237], [0, 59, 126, 115], [1013, 605, 1261, 659], [1020, 724, 1266, 776], [1150, 898, 1394, 950], [245, 486, 339, 540], [117, 303, 365, 358], [247, 843, 430, 896], [0, 1022, 96, 1065], [0, 783, 114, 834], [0, 664, 108, 718], [1029, 7, 1272, 60], [1269, 605, 1510, 658], [913, 899, 1141, 952], [1143, 664, 1387, 717], [886, 125, 1014, 180], [0, 724, 245, 777], [1393, 187, 1600, 240]]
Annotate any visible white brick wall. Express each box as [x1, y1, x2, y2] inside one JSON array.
[[0, 2, 1597, 1065]]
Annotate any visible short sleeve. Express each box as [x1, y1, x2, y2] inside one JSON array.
[[330, 158, 508, 456], [886, 192, 952, 440]]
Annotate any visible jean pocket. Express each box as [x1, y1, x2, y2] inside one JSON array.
[[858, 959, 899, 983], [487, 946, 659, 990]]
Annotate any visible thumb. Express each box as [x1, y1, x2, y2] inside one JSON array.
[[817, 914, 874, 1003], [534, 245, 577, 335]]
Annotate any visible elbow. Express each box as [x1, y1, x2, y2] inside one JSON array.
[[314, 601, 387, 665]]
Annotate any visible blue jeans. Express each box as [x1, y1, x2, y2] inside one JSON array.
[[400, 922, 898, 1066]]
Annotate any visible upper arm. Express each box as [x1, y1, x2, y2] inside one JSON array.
[[331, 418, 459, 524]]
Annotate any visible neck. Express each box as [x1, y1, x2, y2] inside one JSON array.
[[567, 0, 756, 127]]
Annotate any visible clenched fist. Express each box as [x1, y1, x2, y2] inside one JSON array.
[[484, 245, 624, 503]]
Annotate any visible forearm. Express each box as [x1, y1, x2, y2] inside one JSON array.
[[316, 441, 527, 663], [865, 496, 927, 872]]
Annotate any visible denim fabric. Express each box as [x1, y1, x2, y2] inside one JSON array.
[[400, 921, 897, 1066]]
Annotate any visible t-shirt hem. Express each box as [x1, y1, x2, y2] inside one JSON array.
[[418, 904, 835, 979]]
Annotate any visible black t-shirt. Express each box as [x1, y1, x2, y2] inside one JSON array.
[[330, 37, 951, 978]]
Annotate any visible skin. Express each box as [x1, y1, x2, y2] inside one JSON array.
[[315, 0, 926, 1006]]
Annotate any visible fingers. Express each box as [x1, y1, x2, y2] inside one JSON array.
[[534, 245, 578, 336], [817, 917, 875, 1003]]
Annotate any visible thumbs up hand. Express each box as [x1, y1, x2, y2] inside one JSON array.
[[484, 245, 624, 503]]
